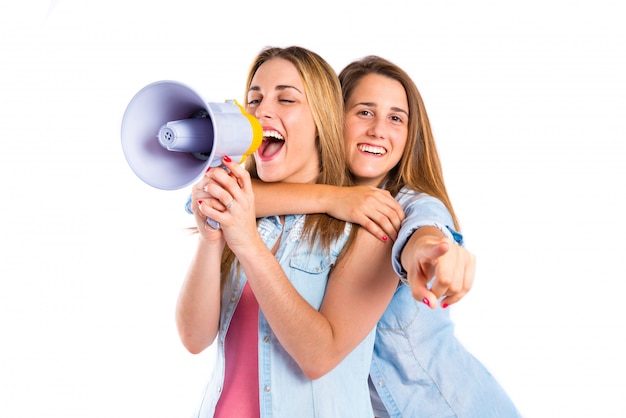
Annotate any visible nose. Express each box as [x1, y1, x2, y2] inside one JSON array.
[[367, 116, 386, 139], [253, 99, 273, 121]]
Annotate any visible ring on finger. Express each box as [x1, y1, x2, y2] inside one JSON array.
[[225, 199, 235, 210]]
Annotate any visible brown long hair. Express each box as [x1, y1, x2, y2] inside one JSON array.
[[339, 55, 460, 230], [221, 46, 357, 279]]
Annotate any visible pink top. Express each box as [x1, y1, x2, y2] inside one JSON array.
[[214, 282, 260, 417]]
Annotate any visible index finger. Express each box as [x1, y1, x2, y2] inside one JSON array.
[[219, 156, 250, 190]]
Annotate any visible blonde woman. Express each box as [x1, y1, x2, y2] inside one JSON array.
[[178, 47, 401, 417]]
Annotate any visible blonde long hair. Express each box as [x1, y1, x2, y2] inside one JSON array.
[[339, 56, 460, 230], [221, 46, 356, 279]]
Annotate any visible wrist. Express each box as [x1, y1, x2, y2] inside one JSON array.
[[197, 233, 225, 251], [228, 232, 266, 258]]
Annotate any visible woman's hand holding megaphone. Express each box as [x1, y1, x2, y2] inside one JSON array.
[[194, 156, 260, 252]]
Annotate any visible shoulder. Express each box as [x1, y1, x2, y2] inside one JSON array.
[[395, 187, 448, 214], [393, 187, 462, 246]]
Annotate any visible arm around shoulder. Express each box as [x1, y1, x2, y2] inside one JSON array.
[[251, 179, 333, 217], [252, 179, 403, 242]]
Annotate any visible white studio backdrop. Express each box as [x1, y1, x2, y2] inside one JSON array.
[[1, 1, 625, 417]]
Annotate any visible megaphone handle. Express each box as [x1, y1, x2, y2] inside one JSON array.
[[184, 192, 222, 229], [206, 218, 220, 230], [185, 163, 230, 230], [203, 163, 232, 230]]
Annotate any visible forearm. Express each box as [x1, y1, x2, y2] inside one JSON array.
[[251, 179, 336, 217], [400, 226, 446, 270], [175, 237, 223, 354], [231, 233, 339, 378], [233, 228, 397, 379], [252, 180, 404, 242]]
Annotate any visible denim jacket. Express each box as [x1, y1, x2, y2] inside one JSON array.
[[194, 214, 376, 417], [371, 188, 521, 417]]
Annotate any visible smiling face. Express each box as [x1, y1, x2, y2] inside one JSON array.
[[343, 73, 409, 187], [245, 58, 320, 184]]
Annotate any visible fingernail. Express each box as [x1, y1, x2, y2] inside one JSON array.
[[422, 298, 430, 307], [205, 167, 211, 173], [197, 200, 203, 205], [382, 236, 388, 242], [442, 303, 449, 309], [223, 155, 232, 163]]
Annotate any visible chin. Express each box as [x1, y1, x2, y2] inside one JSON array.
[[353, 168, 378, 178], [257, 169, 284, 183]]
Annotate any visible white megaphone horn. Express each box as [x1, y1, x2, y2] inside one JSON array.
[[121, 80, 262, 190], [120, 80, 263, 228]]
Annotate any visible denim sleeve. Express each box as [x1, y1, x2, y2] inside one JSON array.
[[391, 189, 464, 281], [184, 193, 194, 214]]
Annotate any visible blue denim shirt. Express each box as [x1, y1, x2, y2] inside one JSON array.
[[371, 188, 521, 418], [194, 214, 376, 417]]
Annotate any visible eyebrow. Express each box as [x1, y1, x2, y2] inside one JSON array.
[[391, 106, 409, 116], [248, 85, 303, 94], [353, 101, 409, 116]]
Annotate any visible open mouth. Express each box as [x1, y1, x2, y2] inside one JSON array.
[[358, 144, 387, 156], [258, 130, 285, 158]]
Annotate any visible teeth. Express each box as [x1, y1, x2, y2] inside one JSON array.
[[263, 130, 284, 140], [358, 144, 386, 155]]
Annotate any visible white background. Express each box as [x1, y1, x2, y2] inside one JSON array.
[[1, 1, 624, 417]]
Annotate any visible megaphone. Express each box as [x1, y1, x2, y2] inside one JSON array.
[[121, 80, 262, 191]]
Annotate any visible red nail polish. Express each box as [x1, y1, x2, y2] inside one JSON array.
[[197, 200, 203, 205], [422, 298, 430, 307], [382, 236, 388, 242], [223, 155, 232, 163], [205, 167, 211, 173], [442, 303, 449, 309]]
